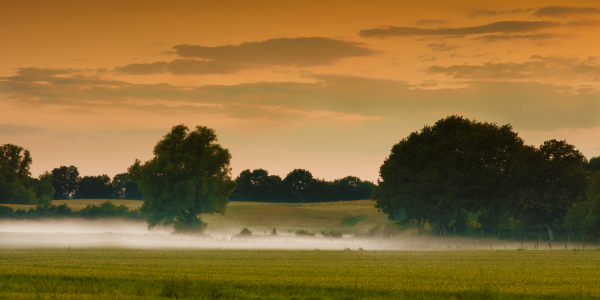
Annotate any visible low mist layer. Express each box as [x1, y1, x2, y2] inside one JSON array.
[[1, 219, 587, 251]]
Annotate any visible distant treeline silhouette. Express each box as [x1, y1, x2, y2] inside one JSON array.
[[0, 144, 143, 205], [229, 168, 374, 203], [0, 201, 143, 220]]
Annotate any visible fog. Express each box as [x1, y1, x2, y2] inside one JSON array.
[[0, 219, 572, 250]]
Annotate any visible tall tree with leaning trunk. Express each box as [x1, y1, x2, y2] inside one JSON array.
[[129, 124, 237, 233]]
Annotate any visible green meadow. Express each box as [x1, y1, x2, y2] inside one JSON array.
[[2, 199, 390, 233], [1, 249, 599, 300]]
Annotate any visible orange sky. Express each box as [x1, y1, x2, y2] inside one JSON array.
[[1, 0, 599, 182]]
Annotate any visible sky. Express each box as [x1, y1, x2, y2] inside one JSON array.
[[1, 0, 599, 182]]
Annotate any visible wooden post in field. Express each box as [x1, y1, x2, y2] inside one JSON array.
[[565, 243, 567, 250], [549, 243, 552, 250]]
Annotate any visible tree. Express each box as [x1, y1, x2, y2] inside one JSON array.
[[374, 116, 524, 234], [333, 176, 374, 201], [112, 173, 143, 200], [282, 169, 313, 202], [129, 125, 237, 233], [51, 165, 79, 199], [75, 175, 115, 199], [230, 169, 281, 202], [510, 140, 587, 240], [582, 156, 600, 173], [0, 144, 36, 204], [33, 172, 55, 205]]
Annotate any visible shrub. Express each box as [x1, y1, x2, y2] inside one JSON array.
[[239, 228, 252, 236], [296, 229, 316, 236]]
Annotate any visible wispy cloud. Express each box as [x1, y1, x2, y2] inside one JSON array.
[[473, 33, 564, 42], [469, 8, 533, 18], [426, 56, 600, 80], [2, 68, 599, 131], [534, 6, 600, 17], [415, 19, 445, 25], [0, 124, 46, 136], [359, 20, 596, 38], [114, 37, 377, 75], [426, 43, 459, 52]]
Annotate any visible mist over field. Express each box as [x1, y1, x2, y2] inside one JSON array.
[[1, 218, 575, 251]]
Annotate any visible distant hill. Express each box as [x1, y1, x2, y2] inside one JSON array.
[[1, 199, 389, 234]]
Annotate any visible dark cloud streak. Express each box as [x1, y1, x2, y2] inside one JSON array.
[[473, 33, 564, 42], [534, 6, 600, 17], [427, 56, 600, 80], [360, 21, 562, 38]]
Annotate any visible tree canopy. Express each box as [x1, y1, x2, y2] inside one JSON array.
[[229, 168, 374, 203], [374, 115, 587, 239], [0, 144, 37, 204], [51, 165, 80, 200], [129, 124, 237, 233]]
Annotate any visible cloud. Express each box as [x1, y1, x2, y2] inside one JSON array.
[[359, 21, 588, 38], [2, 68, 599, 131], [473, 33, 564, 42], [426, 56, 600, 80], [415, 19, 445, 25], [173, 37, 376, 66], [534, 6, 600, 17], [426, 43, 459, 52], [469, 8, 533, 18], [114, 59, 242, 75], [114, 37, 376, 75], [0, 124, 46, 136]]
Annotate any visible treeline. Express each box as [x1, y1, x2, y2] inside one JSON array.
[[0, 201, 143, 220], [0, 143, 142, 205], [48, 165, 142, 200], [374, 116, 600, 240], [230, 168, 373, 203]]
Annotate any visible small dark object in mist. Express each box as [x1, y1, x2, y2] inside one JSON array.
[[296, 229, 316, 237], [239, 228, 252, 236]]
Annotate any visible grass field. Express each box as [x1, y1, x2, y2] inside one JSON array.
[[1, 249, 599, 299], [2, 200, 390, 234]]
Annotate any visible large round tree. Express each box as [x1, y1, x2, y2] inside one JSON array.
[[373, 115, 524, 234], [129, 125, 237, 233]]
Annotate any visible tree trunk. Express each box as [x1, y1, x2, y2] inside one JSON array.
[[454, 209, 462, 232], [548, 226, 554, 241], [493, 208, 500, 234]]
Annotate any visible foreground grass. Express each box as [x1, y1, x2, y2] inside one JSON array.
[[1, 249, 599, 299]]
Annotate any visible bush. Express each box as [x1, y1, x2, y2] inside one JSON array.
[[296, 229, 316, 237], [321, 231, 342, 238], [239, 228, 252, 236]]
